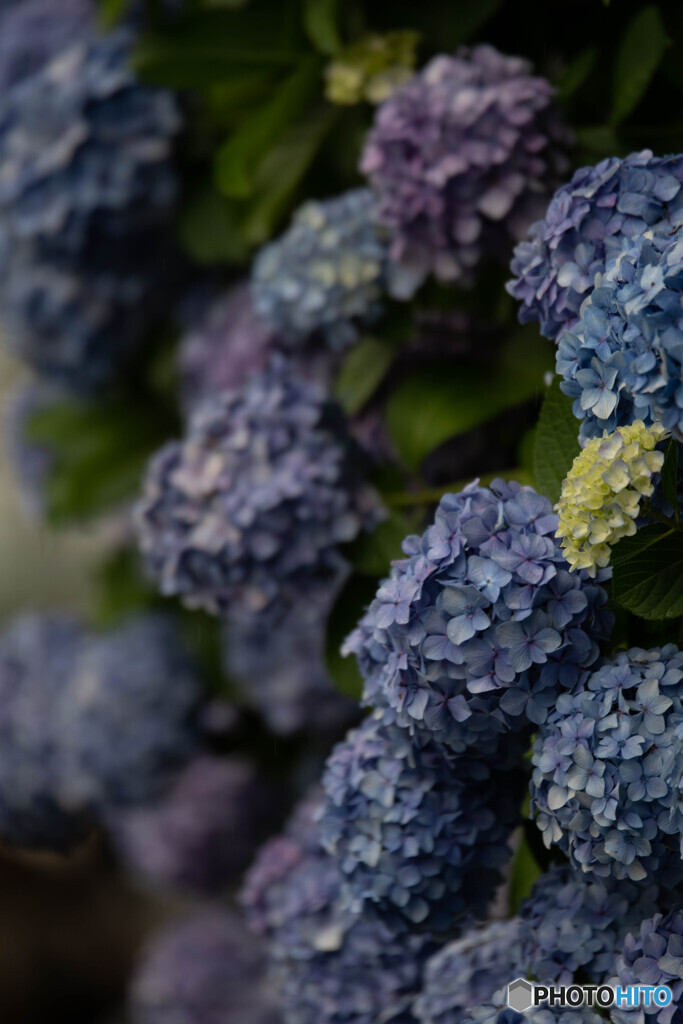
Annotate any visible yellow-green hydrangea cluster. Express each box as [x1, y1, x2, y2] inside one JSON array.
[[556, 421, 668, 575], [325, 31, 419, 106]]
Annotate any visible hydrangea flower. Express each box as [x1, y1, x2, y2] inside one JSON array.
[[556, 421, 667, 574], [344, 480, 611, 755], [0, 25, 181, 390], [518, 863, 662, 986], [224, 598, 357, 736], [530, 645, 683, 883], [0, 0, 92, 93], [59, 615, 202, 809], [243, 789, 435, 1024], [609, 910, 683, 1024], [0, 614, 88, 851], [414, 918, 522, 1024], [129, 911, 278, 1024], [252, 189, 402, 349], [558, 233, 683, 439], [508, 150, 683, 341], [325, 32, 418, 106], [319, 712, 523, 933], [135, 357, 383, 621], [109, 755, 273, 894], [362, 45, 569, 289], [178, 283, 278, 417]]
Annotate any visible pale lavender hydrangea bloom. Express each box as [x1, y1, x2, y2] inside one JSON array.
[[136, 357, 384, 622], [609, 910, 683, 1024], [362, 45, 570, 289], [129, 910, 279, 1024], [0, 0, 93, 94], [109, 755, 273, 894]]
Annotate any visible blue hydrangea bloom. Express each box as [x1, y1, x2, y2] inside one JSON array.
[[243, 788, 435, 1024], [344, 480, 611, 755], [0, 0, 92, 93], [59, 615, 202, 809], [508, 150, 683, 342], [318, 712, 523, 933], [224, 594, 357, 736], [252, 189, 403, 350], [0, 614, 88, 851], [129, 910, 279, 1024], [0, 25, 181, 390], [557, 232, 683, 439], [609, 910, 683, 1024], [135, 357, 384, 622], [362, 46, 569, 290], [109, 755, 273, 895], [414, 918, 522, 1024], [530, 645, 683, 883], [518, 863, 662, 986]]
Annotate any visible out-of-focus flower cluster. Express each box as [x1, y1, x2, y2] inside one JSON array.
[[362, 45, 570, 289], [556, 421, 667, 574], [135, 357, 383, 622], [531, 645, 683, 883], [0, 12, 181, 391], [344, 479, 610, 755]]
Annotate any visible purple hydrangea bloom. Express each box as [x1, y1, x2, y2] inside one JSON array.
[[0, 614, 88, 851], [0, 0, 92, 94], [531, 645, 683, 884], [344, 480, 611, 755], [224, 590, 357, 736], [59, 615, 202, 810], [243, 789, 435, 1024], [109, 755, 273, 894], [557, 231, 683, 440], [252, 189, 402, 350], [318, 713, 523, 933], [0, 24, 181, 390], [414, 918, 522, 1024], [609, 910, 683, 1024], [129, 910, 279, 1024], [518, 863, 663, 986], [508, 150, 683, 342], [362, 45, 570, 290], [135, 357, 384, 622], [178, 282, 278, 417]]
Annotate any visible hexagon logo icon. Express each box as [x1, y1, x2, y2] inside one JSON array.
[[508, 978, 533, 1012]]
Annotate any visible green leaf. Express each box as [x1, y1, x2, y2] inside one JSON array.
[[576, 125, 622, 156], [557, 47, 597, 98], [342, 511, 411, 578], [386, 328, 553, 472], [449, 0, 504, 45], [94, 548, 159, 627], [611, 5, 669, 125], [509, 835, 542, 914], [533, 379, 580, 505], [26, 397, 172, 525], [326, 574, 378, 699], [99, 0, 128, 29], [304, 0, 341, 54], [214, 56, 322, 198], [611, 524, 683, 620], [662, 439, 679, 521], [179, 184, 250, 264], [335, 337, 396, 415]]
